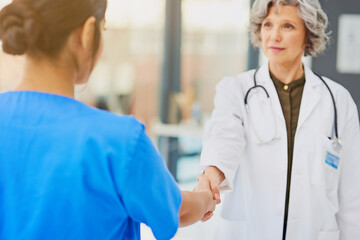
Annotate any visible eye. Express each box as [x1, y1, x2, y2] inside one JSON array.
[[263, 22, 271, 28], [284, 23, 294, 29]]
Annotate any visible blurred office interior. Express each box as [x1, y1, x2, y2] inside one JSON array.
[[0, 0, 359, 239]]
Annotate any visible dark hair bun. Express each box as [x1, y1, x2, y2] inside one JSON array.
[[0, 1, 43, 55]]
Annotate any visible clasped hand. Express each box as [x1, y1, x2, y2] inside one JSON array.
[[193, 173, 221, 222]]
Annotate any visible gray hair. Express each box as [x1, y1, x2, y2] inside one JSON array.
[[250, 0, 330, 57]]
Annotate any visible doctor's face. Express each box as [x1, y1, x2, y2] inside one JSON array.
[[260, 5, 307, 66]]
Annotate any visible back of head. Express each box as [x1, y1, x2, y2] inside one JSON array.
[[0, 0, 107, 58]]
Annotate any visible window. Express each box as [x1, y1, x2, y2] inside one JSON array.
[[76, 0, 166, 129], [181, 0, 250, 123]]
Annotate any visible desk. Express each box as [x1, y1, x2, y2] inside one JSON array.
[[151, 122, 203, 139]]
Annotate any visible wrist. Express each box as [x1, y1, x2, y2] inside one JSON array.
[[204, 166, 225, 185]]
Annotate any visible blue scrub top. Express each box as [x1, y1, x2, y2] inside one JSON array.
[[0, 91, 181, 240]]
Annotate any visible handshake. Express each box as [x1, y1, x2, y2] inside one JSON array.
[[179, 166, 225, 227]]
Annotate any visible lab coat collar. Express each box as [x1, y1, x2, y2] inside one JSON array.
[[297, 65, 322, 131], [255, 63, 322, 87], [255, 63, 322, 132]]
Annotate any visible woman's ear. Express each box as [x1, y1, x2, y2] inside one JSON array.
[[303, 33, 310, 49], [80, 16, 96, 51]]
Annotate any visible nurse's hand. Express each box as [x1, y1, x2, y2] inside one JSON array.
[[194, 174, 217, 221], [195, 168, 224, 222], [179, 174, 217, 227]]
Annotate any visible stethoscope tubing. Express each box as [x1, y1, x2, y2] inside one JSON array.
[[244, 67, 339, 139], [244, 67, 266, 105], [312, 72, 339, 139]]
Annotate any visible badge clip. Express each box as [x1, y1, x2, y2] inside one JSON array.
[[331, 138, 342, 152]]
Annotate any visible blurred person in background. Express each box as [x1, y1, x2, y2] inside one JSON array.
[[197, 0, 360, 239], [0, 0, 217, 239]]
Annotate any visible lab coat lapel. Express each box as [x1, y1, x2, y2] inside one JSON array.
[[296, 66, 322, 130], [257, 64, 285, 124]]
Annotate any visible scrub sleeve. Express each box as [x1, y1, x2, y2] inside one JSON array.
[[121, 127, 182, 240]]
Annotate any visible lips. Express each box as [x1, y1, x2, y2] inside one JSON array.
[[269, 46, 285, 52]]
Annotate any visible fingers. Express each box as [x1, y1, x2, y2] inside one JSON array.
[[209, 178, 221, 204], [196, 174, 221, 204], [195, 174, 211, 193], [201, 194, 218, 221], [201, 211, 213, 222], [197, 174, 210, 185], [195, 174, 220, 222]]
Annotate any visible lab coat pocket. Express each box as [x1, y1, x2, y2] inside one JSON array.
[[318, 231, 339, 240], [311, 136, 341, 190], [214, 217, 247, 240]]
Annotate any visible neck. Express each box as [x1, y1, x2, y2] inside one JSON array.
[[16, 56, 76, 98], [269, 60, 304, 84]]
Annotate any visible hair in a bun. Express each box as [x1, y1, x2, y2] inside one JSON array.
[[0, 1, 43, 55], [0, 0, 107, 58]]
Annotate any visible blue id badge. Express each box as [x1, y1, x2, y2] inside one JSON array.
[[325, 151, 340, 169], [322, 136, 341, 171]]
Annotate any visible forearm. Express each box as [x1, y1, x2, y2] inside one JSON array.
[[179, 191, 212, 227]]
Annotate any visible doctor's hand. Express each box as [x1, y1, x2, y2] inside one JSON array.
[[194, 171, 222, 222], [204, 166, 224, 201], [193, 174, 217, 221], [199, 166, 225, 221]]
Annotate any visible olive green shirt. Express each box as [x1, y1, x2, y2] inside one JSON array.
[[270, 72, 305, 235]]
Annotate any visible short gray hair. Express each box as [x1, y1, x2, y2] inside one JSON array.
[[250, 0, 330, 57]]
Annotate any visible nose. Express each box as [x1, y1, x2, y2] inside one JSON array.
[[270, 26, 281, 42]]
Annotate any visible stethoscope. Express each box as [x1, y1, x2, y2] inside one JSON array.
[[244, 67, 342, 151]]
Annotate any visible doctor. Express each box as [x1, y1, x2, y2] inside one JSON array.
[[198, 0, 360, 239]]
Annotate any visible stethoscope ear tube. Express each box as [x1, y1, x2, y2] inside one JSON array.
[[244, 85, 270, 105], [244, 67, 268, 105]]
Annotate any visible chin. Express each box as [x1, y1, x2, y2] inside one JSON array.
[[267, 57, 287, 64]]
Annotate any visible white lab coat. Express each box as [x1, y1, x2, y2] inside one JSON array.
[[200, 63, 360, 240]]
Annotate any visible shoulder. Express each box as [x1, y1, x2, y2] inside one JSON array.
[[304, 67, 352, 102], [70, 103, 145, 146], [319, 75, 355, 105], [89, 108, 145, 139], [316, 75, 359, 123], [92, 109, 143, 130], [216, 69, 257, 94], [218, 69, 255, 86]]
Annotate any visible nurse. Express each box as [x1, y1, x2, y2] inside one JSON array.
[[198, 0, 360, 239], [0, 0, 216, 239]]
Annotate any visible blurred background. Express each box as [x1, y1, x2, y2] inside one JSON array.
[[1, 0, 359, 239]]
